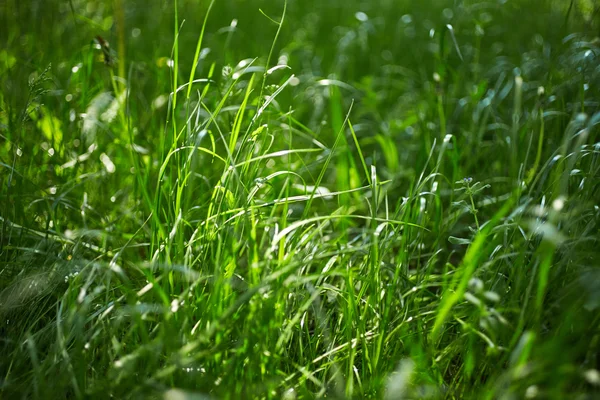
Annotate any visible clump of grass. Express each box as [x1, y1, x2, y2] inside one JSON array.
[[1, 0, 600, 398]]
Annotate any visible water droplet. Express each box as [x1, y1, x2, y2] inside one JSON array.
[[355, 12, 368, 22]]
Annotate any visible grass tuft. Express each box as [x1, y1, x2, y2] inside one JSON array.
[[1, 0, 600, 398]]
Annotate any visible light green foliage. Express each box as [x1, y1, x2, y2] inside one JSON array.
[[1, 0, 599, 399]]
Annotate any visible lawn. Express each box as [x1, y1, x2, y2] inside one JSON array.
[[1, 0, 599, 398]]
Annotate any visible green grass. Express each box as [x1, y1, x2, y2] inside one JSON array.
[[1, 0, 600, 398]]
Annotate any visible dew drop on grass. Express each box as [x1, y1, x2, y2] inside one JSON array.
[[100, 153, 116, 173], [552, 197, 565, 211], [69, 109, 76, 122], [199, 48, 211, 61], [483, 291, 500, 303], [464, 292, 482, 307], [355, 12, 368, 22], [442, 8, 454, 19], [469, 278, 484, 293], [152, 94, 168, 110], [77, 287, 86, 303], [475, 24, 484, 37], [584, 369, 600, 385], [525, 385, 539, 398], [282, 388, 296, 400], [384, 359, 415, 399]]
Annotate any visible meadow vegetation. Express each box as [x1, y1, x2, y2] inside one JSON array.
[[1, 0, 600, 398]]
